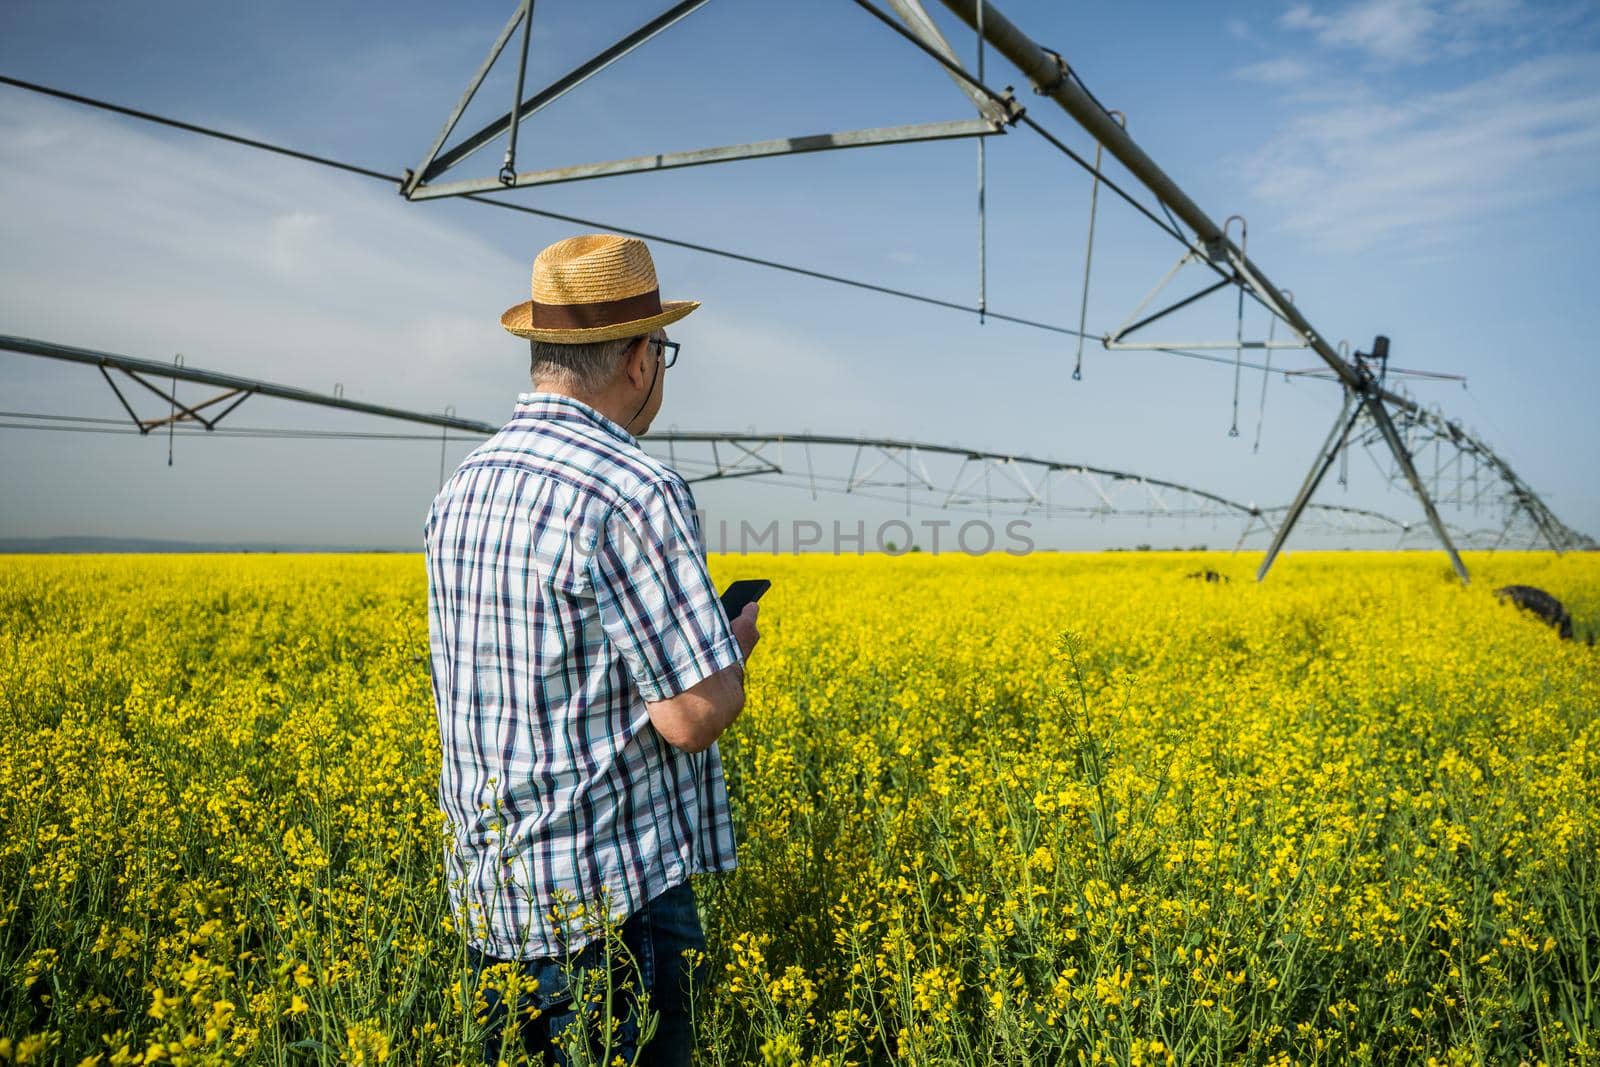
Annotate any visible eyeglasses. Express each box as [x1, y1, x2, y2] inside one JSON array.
[[648, 338, 680, 368]]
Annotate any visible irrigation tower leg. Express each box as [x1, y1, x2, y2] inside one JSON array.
[[1232, 513, 1260, 554], [1517, 491, 1566, 555], [1363, 394, 1470, 584], [1257, 388, 1360, 582]]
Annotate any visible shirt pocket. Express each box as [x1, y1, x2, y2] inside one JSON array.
[[524, 480, 595, 599]]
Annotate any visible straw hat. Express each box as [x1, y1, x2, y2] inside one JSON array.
[[501, 233, 700, 343]]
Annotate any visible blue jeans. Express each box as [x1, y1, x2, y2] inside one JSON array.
[[466, 880, 708, 1066]]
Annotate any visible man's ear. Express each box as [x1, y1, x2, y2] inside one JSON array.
[[623, 334, 651, 389]]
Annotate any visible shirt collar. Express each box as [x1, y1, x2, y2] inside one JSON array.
[[513, 391, 639, 448]]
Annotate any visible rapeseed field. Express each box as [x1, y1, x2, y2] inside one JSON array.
[[0, 551, 1595, 1065]]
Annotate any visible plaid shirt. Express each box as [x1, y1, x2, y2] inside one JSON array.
[[423, 391, 743, 960]]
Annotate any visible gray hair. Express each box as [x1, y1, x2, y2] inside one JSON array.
[[529, 335, 642, 393]]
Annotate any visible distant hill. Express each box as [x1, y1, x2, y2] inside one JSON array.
[[0, 536, 416, 554]]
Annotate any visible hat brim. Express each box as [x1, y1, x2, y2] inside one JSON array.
[[500, 299, 700, 343]]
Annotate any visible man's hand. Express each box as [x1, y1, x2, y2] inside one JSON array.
[[644, 603, 760, 755], [730, 601, 760, 661]]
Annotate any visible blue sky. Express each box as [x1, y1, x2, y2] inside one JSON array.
[[1, 0, 1596, 551]]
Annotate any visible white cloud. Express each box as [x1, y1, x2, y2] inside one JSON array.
[[1225, 17, 1258, 42], [1240, 53, 1600, 251], [0, 87, 894, 542], [0, 90, 851, 433], [1281, 0, 1440, 62], [0, 91, 561, 418], [681, 312, 853, 422], [266, 212, 330, 278], [1273, 0, 1583, 65], [1233, 57, 1316, 84]]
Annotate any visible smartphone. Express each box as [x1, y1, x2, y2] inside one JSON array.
[[719, 579, 771, 620]]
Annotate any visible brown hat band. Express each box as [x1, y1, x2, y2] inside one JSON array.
[[529, 289, 662, 331]]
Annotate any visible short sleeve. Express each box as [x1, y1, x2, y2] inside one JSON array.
[[587, 476, 743, 702]]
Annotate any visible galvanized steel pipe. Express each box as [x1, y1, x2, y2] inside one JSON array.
[[934, 0, 1365, 395]]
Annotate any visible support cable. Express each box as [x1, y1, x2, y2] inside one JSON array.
[[1252, 287, 1288, 453], [0, 73, 1295, 369], [0, 75, 1095, 343], [439, 405, 457, 487], [976, 0, 987, 325], [0, 75, 395, 182], [1014, 114, 1183, 245], [1225, 215, 1245, 437], [0, 72, 1495, 404], [0, 417, 483, 442], [847, 0, 1295, 331], [0, 76, 1352, 386], [1146, 347, 1276, 374], [0, 73, 1580, 547], [468, 190, 1086, 336], [167, 353, 181, 465], [1073, 110, 1124, 381], [851, 0, 1186, 245]]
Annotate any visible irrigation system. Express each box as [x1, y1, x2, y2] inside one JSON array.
[[1, 0, 1592, 575], [0, 334, 1564, 556]]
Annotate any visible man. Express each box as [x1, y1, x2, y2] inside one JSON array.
[[423, 233, 760, 1065]]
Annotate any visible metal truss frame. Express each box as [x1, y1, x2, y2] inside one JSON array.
[[5, 334, 1477, 548], [380, 0, 1590, 578], [391, 0, 1587, 580], [1257, 370, 1476, 582], [96, 362, 254, 435], [0, 6, 1585, 570], [1103, 246, 1310, 354], [399, 0, 1019, 202], [923, 0, 1525, 582], [2, 335, 496, 435], [651, 433, 1545, 549], [8, 333, 1586, 553], [656, 429, 1254, 517], [1341, 393, 1585, 553], [645, 438, 1425, 543], [7, 0, 1592, 572]]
